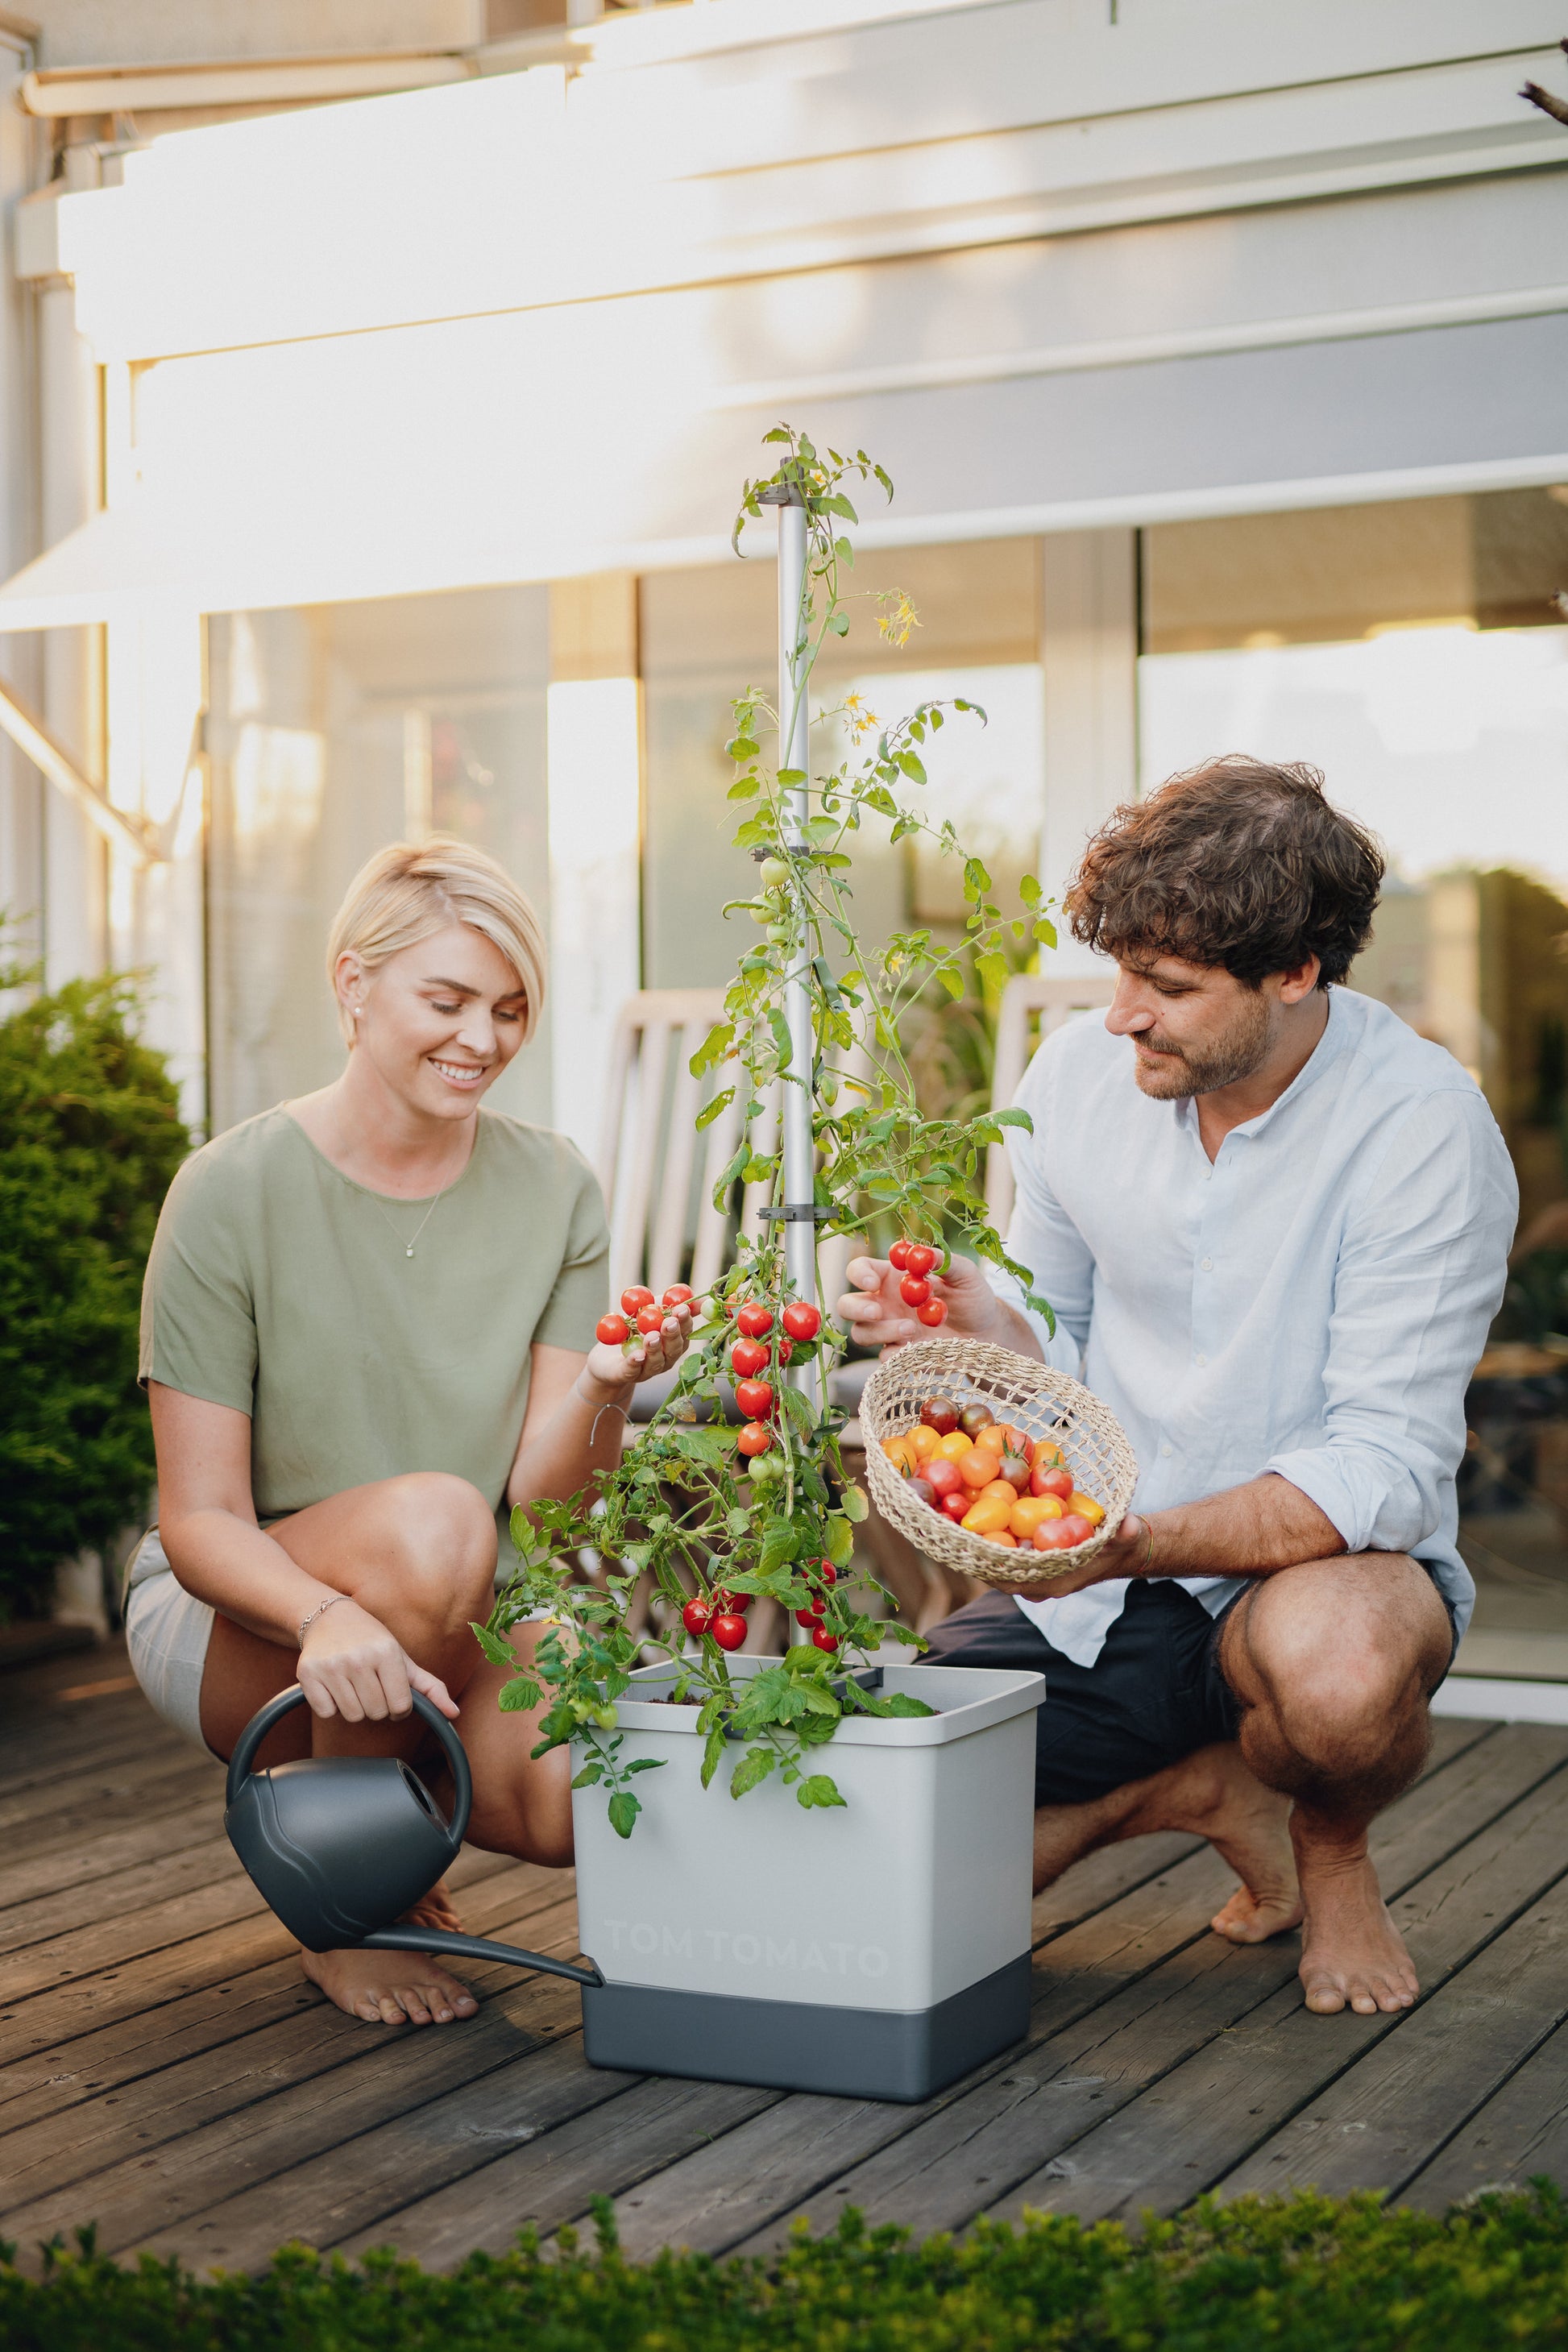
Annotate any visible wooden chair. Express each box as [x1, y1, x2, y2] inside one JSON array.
[[984, 971, 1117, 1231]]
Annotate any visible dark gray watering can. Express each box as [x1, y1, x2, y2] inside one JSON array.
[[224, 1684, 600, 1987]]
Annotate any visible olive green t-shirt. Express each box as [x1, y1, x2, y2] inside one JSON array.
[[138, 1105, 609, 1531]]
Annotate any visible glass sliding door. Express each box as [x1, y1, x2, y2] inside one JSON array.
[[205, 584, 550, 1136]]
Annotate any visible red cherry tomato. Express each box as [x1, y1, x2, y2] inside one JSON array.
[[710, 1612, 748, 1651], [782, 1301, 822, 1342], [795, 1605, 824, 1627], [681, 1598, 711, 1636], [908, 1476, 937, 1508], [811, 1625, 840, 1653], [942, 1491, 970, 1520], [775, 1338, 793, 1366], [1031, 1464, 1075, 1502], [1031, 1519, 1079, 1551], [917, 1299, 948, 1326], [736, 1303, 774, 1338], [730, 1337, 768, 1379], [1056, 1513, 1094, 1546], [636, 1303, 665, 1334], [925, 1457, 962, 1497], [737, 1421, 772, 1457], [905, 1244, 938, 1277], [595, 1314, 629, 1346], [662, 1284, 694, 1309], [888, 1239, 912, 1271], [899, 1275, 931, 1308], [817, 1562, 837, 1586], [620, 1287, 655, 1315], [715, 1589, 752, 1615], [734, 1378, 774, 1421]]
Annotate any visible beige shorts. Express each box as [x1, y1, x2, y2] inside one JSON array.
[[123, 1528, 218, 1756]]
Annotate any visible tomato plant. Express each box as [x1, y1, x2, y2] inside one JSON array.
[[479, 428, 1054, 1838]]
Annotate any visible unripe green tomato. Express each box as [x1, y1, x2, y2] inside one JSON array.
[[747, 1452, 783, 1484], [749, 902, 774, 926], [819, 1073, 838, 1106], [766, 923, 791, 946], [592, 1705, 618, 1731], [760, 856, 790, 888]]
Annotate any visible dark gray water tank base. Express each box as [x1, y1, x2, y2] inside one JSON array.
[[580, 1952, 1031, 2103]]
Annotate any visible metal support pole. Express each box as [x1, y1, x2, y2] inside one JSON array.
[[774, 490, 819, 1389]]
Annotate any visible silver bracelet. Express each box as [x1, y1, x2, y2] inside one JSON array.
[[297, 1592, 345, 1648]]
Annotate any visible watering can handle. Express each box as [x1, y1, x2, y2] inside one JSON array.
[[224, 1683, 474, 1847]]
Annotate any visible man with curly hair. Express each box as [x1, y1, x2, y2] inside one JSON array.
[[841, 757, 1516, 2019]]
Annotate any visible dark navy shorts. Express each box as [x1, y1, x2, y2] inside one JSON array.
[[922, 1574, 1459, 1810]]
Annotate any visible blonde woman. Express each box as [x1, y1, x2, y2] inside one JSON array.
[[126, 839, 687, 2027]]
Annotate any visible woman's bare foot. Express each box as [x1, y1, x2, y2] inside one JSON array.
[[300, 1878, 478, 2025], [1296, 1842, 1417, 2014]]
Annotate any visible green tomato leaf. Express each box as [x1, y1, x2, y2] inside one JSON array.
[[796, 1774, 847, 1811], [498, 1675, 543, 1714], [470, 1622, 515, 1667], [570, 1761, 604, 1787], [730, 1745, 778, 1799], [607, 1791, 642, 1840], [759, 1518, 800, 1574], [840, 1482, 869, 1523], [695, 1087, 736, 1132], [624, 1756, 667, 1776], [823, 1514, 855, 1567], [701, 1721, 729, 1790]]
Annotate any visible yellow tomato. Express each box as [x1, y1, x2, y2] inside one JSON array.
[[979, 1479, 1019, 1505], [911, 1424, 940, 1461], [881, 1435, 919, 1476], [957, 1449, 1001, 1491], [1008, 1496, 1057, 1539], [1068, 1491, 1105, 1525], [960, 1496, 1013, 1534], [934, 1431, 973, 1462], [981, 1528, 1018, 1548]]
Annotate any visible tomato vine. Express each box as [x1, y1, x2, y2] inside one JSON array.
[[483, 426, 1054, 1835]]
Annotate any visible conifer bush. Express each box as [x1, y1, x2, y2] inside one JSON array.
[[0, 965, 189, 1618], [4, 2191, 1568, 2351]]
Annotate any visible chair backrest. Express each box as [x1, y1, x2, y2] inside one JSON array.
[[985, 971, 1117, 1232], [597, 989, 874, 1315]]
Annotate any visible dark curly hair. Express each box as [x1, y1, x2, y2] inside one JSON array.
[[1064, 757, 1384, 989]]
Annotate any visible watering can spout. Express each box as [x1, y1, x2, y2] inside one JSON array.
[[224, 1685, 601, 1992]]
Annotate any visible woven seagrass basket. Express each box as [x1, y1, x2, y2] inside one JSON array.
[[859, 1338, 1139, 1591]]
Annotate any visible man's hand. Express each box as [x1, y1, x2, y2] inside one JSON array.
[[984, 1511, 1151, 1597], [837, 1253, 1014, 1351]]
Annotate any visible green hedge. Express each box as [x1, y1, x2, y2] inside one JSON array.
[[0, 966, 189, 1618], [5, 2190, 1568, 2351]]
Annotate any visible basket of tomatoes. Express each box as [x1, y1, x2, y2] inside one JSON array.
[[859, 1338, 1138, 1589]]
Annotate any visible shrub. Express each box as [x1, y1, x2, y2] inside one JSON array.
[[4, 2189, 1568, 2351], [0, 966, 190, 1620]]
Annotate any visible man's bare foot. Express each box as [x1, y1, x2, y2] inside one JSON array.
[[1296, 1844, 1417, 2015], [1162, 1743, 1304, 1944], [300, 1880, 477, 2025]]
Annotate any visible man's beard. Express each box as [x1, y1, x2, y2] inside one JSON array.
[[1129, 990, 1272, 1099]]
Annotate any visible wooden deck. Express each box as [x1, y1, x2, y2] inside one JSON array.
[[3, 1638, 1568, 2275]]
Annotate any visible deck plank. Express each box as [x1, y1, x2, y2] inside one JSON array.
[[710, 1726, 1549, 2259], [1400, 2013, 1568, 2209], [1213, 1872, 1568, 2203], [980, 1756, 1568, 2228], [0, 1873, 581, 2201]]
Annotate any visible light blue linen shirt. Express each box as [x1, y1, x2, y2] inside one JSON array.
[[987, 987, 1517, 1668]]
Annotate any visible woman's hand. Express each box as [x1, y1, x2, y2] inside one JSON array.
[[297, 1595, 459, 1724], [583, 1301, 693, 1396], [836, 1253, 1009, 1351]]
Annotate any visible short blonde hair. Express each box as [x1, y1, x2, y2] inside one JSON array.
[[326, 836, 546, 1047]]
